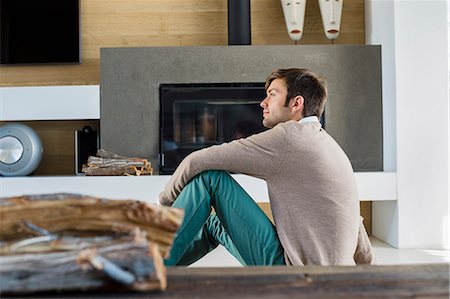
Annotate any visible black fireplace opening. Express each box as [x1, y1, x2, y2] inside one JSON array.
[[159, 83, 267, 174], [159, 82, 326, 174]]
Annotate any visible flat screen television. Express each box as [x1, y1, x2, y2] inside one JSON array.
[[0, 0, 80, 65]]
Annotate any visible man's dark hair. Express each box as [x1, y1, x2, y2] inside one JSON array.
[[265, 68, 327, 119]]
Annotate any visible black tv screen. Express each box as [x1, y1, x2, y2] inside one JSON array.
[[0, 0, 80, 65]]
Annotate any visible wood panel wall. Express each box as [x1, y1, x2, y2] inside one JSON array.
[[0, 0, 364, 87]]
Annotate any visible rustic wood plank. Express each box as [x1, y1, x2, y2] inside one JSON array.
[[0, 194, 184, 258], [0, 264, 447, 298], [0, 243, 166, 294], [162, 264, 450, 299]]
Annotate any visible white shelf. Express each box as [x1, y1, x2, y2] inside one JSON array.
[[0, 85, 100, 121], [0, 172, 396, 203], [355, 172, 397, 201]]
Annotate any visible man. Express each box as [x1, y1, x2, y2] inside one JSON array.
[[159, 68, 374, 266]]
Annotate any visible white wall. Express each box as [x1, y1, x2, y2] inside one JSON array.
[[366, 0, 449, 249], [395, 0, 449, 249], [365, 0, 400, 247], [365, 0, 397, 172]]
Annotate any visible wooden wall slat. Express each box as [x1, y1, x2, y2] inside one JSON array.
[[0, 59, 99, 87]]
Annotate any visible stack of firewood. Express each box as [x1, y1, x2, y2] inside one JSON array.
[[0, 193, 184, 294], [82, 149, 153, 176]]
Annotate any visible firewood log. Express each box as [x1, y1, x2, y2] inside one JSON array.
[[82, 149, 153, 176], [96, 148, 130, 159], [0, 193, 184, 258], [0, 242, 167, 293]]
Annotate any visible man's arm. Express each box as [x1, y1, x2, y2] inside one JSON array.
[[159, 123, 289, 206]]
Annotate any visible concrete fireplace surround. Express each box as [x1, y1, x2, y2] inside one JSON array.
[[100, 45, 382, 172]]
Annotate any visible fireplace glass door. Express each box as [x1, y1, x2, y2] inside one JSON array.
[[160, 83, 267, 174]]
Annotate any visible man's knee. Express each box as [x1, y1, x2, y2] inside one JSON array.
[[193, 170, 231, 184], [198, 170, 229, 177]]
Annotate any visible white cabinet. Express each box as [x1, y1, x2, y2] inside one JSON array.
[[0, 173, 396, 203], [0, 86, 99, 121]]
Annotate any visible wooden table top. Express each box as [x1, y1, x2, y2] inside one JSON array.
[[3, 263, 449, 299]]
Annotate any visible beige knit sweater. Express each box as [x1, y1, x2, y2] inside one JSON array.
[[159, 119, 374, 266]]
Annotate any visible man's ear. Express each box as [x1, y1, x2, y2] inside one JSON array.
[[291, 95, 304, 114]]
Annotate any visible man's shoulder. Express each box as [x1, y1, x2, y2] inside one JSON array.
[[275, 120, 322, 134], [273, 120, 298, 130]]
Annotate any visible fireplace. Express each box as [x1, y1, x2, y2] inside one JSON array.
[[159, 82, 327, 174], [159, 83, 267, 174]]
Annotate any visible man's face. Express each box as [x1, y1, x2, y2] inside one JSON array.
[[281, 0, 307, 41], [260, 79, 293, 128]]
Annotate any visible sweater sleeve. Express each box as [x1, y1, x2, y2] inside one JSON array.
[[354, 216, 376, 265], [159, 123, 289, 206]]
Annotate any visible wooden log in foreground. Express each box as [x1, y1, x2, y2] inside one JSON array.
[[1, 264, 447, 299], [0, 193, 184, 294], [0, 194, 184, 258], [0, 242, 166, 294]]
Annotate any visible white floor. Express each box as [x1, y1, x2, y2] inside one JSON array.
[[369, 237, 450, 265], [190, 237, 450, 267]]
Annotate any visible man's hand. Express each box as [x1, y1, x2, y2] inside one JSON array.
[[158, 191, 174, 207]]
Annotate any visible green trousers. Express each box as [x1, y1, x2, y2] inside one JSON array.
[[164, 170, 286, 266]]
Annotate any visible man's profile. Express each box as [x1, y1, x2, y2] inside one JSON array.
[[159, 68, 374, 266]]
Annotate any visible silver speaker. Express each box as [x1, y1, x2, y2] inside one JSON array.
[[0, 123, 43, 176]]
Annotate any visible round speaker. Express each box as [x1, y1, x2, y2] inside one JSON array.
[[0, 123, 43, 176]]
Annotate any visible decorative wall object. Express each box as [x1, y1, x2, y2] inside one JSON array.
[[318, 0, 343, 40], [281, 0, 307, 42]]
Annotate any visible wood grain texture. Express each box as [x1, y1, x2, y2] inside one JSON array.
[[0, 193, 184, 257], [1, 264, 448, 298], [82, 149, 153, 176], [0, 243, 167, 294], [360, 201, 372, 235], [0, 0, 364, 86]]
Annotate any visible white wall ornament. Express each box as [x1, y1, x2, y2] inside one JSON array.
[[318, 0, 343, 40], [281, 0, 307, 42]]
